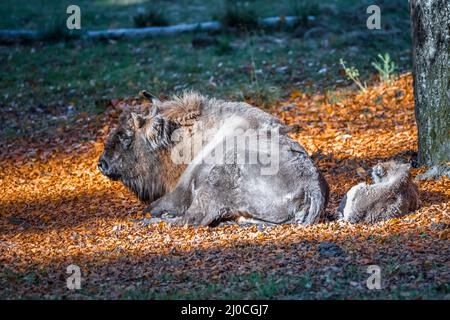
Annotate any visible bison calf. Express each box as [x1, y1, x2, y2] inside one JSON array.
[[337, 161, 420, 223]]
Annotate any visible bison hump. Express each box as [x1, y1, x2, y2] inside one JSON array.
[[159, 92, 204, 126]]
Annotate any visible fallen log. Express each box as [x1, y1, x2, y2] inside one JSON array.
[[0, 16, 300, 42]]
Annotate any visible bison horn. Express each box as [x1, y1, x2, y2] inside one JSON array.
[[139, 90, 162, 106], [139, 90, 155, 100]]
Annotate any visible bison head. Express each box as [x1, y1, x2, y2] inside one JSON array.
[[98, 106, 175, 203], [371, 161, 410, 184]]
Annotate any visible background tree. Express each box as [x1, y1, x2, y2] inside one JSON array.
[[409, 0, 449, 166]]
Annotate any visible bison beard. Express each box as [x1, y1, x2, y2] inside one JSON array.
[[121, 173, 164, 204], [99, 92, 330, 226], [122, 150, 186, 204]]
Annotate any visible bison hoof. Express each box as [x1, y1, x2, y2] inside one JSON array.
[[144, 205, 178, 218], [138, 216, 181, 227], [139, 217, 164, 226]]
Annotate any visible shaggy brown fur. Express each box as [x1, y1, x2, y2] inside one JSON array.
[[158, 93, 203, 126], [159, 149, 187, 191], [140, 90, 203, 126]]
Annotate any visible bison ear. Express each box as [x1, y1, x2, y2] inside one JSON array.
[[131, 112, 145, 129], [145, 115, 173, 149]]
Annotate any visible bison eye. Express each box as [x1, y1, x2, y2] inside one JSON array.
[[122, 138, 132, 149], [118, 133, 133, 149]]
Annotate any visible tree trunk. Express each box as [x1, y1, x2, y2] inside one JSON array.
[[409, 0, 450, 166]]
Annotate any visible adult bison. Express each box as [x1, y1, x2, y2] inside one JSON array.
[[98, 92, 329, 226]]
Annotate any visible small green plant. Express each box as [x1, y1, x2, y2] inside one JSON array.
[[219, 0, 258, 31], [372, 53, 396, 82], [133, 6, 170, 28], [339, 58, 367, 92], [239, 82, 281, 107]]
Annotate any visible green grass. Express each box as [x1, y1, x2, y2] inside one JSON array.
[[0, 0, 295, 30], [0, 0, 412, 139], [122, 272, 314, 299], [0, 0, 410, 30], [2, 264, 447, 299], [218, 0, 259, 31], [97, 264, 449, 300]]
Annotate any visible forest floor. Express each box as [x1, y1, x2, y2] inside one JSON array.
[[1, 0, 448, 300], [1, 74, 449, 299]]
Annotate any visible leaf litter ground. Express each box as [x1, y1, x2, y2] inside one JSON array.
[[0, 74, 448, 299]]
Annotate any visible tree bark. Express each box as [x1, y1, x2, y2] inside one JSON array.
[[409, 0, 450, 165]]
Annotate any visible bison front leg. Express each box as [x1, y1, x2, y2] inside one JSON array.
[[144, 170, 204, 217], [146, 155, 212, 218], [175, 207, 224, 227], [144, 187, 191, 218]]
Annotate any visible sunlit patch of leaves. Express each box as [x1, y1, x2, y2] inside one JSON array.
[[0, 74, 448, 299]]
